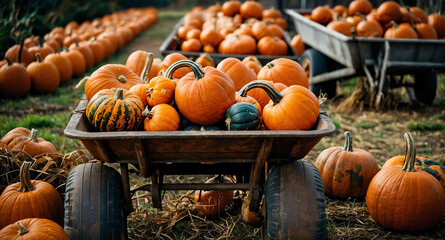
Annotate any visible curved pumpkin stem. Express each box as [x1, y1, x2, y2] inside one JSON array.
[[18, 38, 24, 64], [27, 128, 39, 142], [164, 60, 205, 80], [75, 76, 89, 89], [36, 52, 42, 63], [18, 161, 36, 192], [17, 221, 29, 235], [401, 132, 416, 172], [342, 131, 354, 152], [114, 88, 124, 100], [5, 57, 13, 66], [142, 107, 154, 118], [238, 80, 283, 105], [140, 52, 154, 83]]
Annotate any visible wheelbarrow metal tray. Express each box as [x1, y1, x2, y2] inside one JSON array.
[[159, 17, 299, 65], [286, 9, 445, 72], [65, 96, 336, 164]]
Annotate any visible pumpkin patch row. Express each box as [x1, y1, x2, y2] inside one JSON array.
[[0, 7, 157, 99], [307, 0, 445, 39], [82, 51, 317, 132], [175, 1, 291, 56], [315, 131, 445, 232]]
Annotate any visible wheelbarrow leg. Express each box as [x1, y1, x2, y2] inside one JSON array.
[[249, 138, 273, 212], [120, 163, 132, 240], [375, 41, 390, 106]]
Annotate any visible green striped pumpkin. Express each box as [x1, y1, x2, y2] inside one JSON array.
[[225, 102, 261, 130], [86, 88, 144, 131]]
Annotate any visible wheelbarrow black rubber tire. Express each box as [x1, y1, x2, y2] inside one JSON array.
[[300, 48, 337, 99], [64, 162, 124, 240], [414, 70, 437, 105], [264, 160, 326, 240]]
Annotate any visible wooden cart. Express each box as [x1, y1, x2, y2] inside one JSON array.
[[63, 95, 336, 239]]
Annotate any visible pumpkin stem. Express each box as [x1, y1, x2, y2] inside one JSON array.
[[164, 60, 205, 80], [36, 52, 42, 63], [389, 20, 398, 29], [75, 76, 89, 89], [266, 62, 274, 69], [401, 132, 417, 172], [17, 221, 29, 235], [342, 131, 353, 152], [142, 108, 154, 118], [18, 38, 24, 64], [115, 88, 124, 100], [5, 57, 13, 66], [17, 161, 36, 192], [27, 128, 39, 142], [140, 52, 154, 83], [238, 80, 283, 105], [118, 75, 127, 83], [146, 87, 154, 99]]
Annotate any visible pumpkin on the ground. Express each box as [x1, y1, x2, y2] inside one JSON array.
[[27, 53, 60, 94], [315, 131, 379, 198], [0, 128, 57, 157], [143, 104, 180, 131], [238, 81, 318, 130], [44, 53, 73, 83], [86, 88, 144, 131], [194, 176, 234, 216], [366, 133, 445, 232], [0, 57, 31, 98], [241, 192, 262, 227], [0, 218, 69, 240], [0, 162, 64, 229]]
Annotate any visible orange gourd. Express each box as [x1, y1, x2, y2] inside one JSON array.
[[143, 104, 180, 131]]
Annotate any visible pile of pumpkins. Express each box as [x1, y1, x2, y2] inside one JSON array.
[[0, 7, 157, 99], [82, 50, 318, 133], [175, 1, 291, 56], [315, 131, 445, 232], [0, 128, 69, 239], [307, 0, 445, 39]]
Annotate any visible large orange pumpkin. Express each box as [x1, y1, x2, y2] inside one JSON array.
[[26, 53, 60, 94], [311, 6, 332, 25], [5, 43, 35, 67], [257, 58, 309, 88], [44, 53, 73, 83], [0, 218, 69, 240], [85, 64, 143, 101], [143, 104, 180, 131], [315, 131, 379, 198], [0, 162, 63, 229], [0, 128, 57, 157], [216, 57, 256, 91], [376, 1, 401, 23], [61, 48, 86, 77], [239, 81, 319, 130], [166, 60, 235, 125], [366, 133, 445, 232], [428, 13, 445, 38], [0, 58, 31, 98], [415, 23, 438, 39]]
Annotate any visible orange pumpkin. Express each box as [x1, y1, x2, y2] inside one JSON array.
[[61, 48, 86, 77], [242, 56, 262, 75], [199, 28, 224, 47], [410, 7, 428, 23], [428, 13, 445, 38], [262, 7, 282, 19], [0, 162, 63, 229], [0, 58, 31, 98], [27, 53, 60, 94], [166, 60, 235, 125], [194, 176, 234, 216], [222, 0, 241, 16], [195, 53, 215, 68], [218, 34, 256, 55], [161, 53, 192, 79], [384, 22, 418, 39], [85, 64, 143, 101], [143, 104, 180, 131], [239, 81, 319, 130], [257, 36, 288, 55], [257, 58, 309, 88], [240, 1, 263, 19], [356, 19, 383, 37], [0, 218, 69, 240], [241, 80, 287, 109], [69, 41, 94, 71], [217, 57, 256, 91], [348, 0, 372, 16], [128, 53, 155, 107], [146, 76, 176, 107], [332, 5, 347, 16], [311, 6, 332, 25], [0, 128, 57, 157], [366, 133, 445, 232], [415, 23, 438, 39], [5, 43, 35, 67], [327, 20, 353, 36], [290, 34, 305, 56], [126, 50, 150, 78], [181, 39, 202, 52], [377, 1, 401, 23], [44, 53, 73, 83], [241, 192, 262, 227]]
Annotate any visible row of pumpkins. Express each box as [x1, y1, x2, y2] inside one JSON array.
[[82, 51, 317, 132], [0, 7, 157, 99], [308, 0, 445, 39], [197, 131, 445, 233], [175, 1, 292, 56]]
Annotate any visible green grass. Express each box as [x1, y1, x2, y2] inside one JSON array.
[[355, 121, 377, 129], [407, 119, 445, 131]]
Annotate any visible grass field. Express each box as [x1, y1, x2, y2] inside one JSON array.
[[1, 10, 444, 239]]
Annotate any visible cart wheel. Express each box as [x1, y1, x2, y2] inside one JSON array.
[[64, 162, 124, 240], [263, 160, 326, 240], [300, 49, 337, 99], [414, 70, 437, 105]]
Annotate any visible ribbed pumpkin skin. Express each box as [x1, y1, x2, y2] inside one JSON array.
[[225, 102, 261, 130], [0, 218, 69, 240], [0, 60, 31, 98], [217, 58, 256, 91], [147, 76, 176, 107], [382, 157, 445, 191], [86, 88, 144, 131], [257, 58, 309, 88], [44, 53, 73, 83], [263, 85, 319, 130], [0, 164, 63, 229], [0, 127, 57, 157], [85, 64, 143, 101], [315, 132, 379, 198], [257, 36, 288, 55], [61, 49, 86, 77], [173, 64, 235, 126], [143, 104, 180, 131]]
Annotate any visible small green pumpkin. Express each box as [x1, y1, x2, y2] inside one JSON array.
[[184, 125, 220, 131], [225, 102, 261, 130]]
